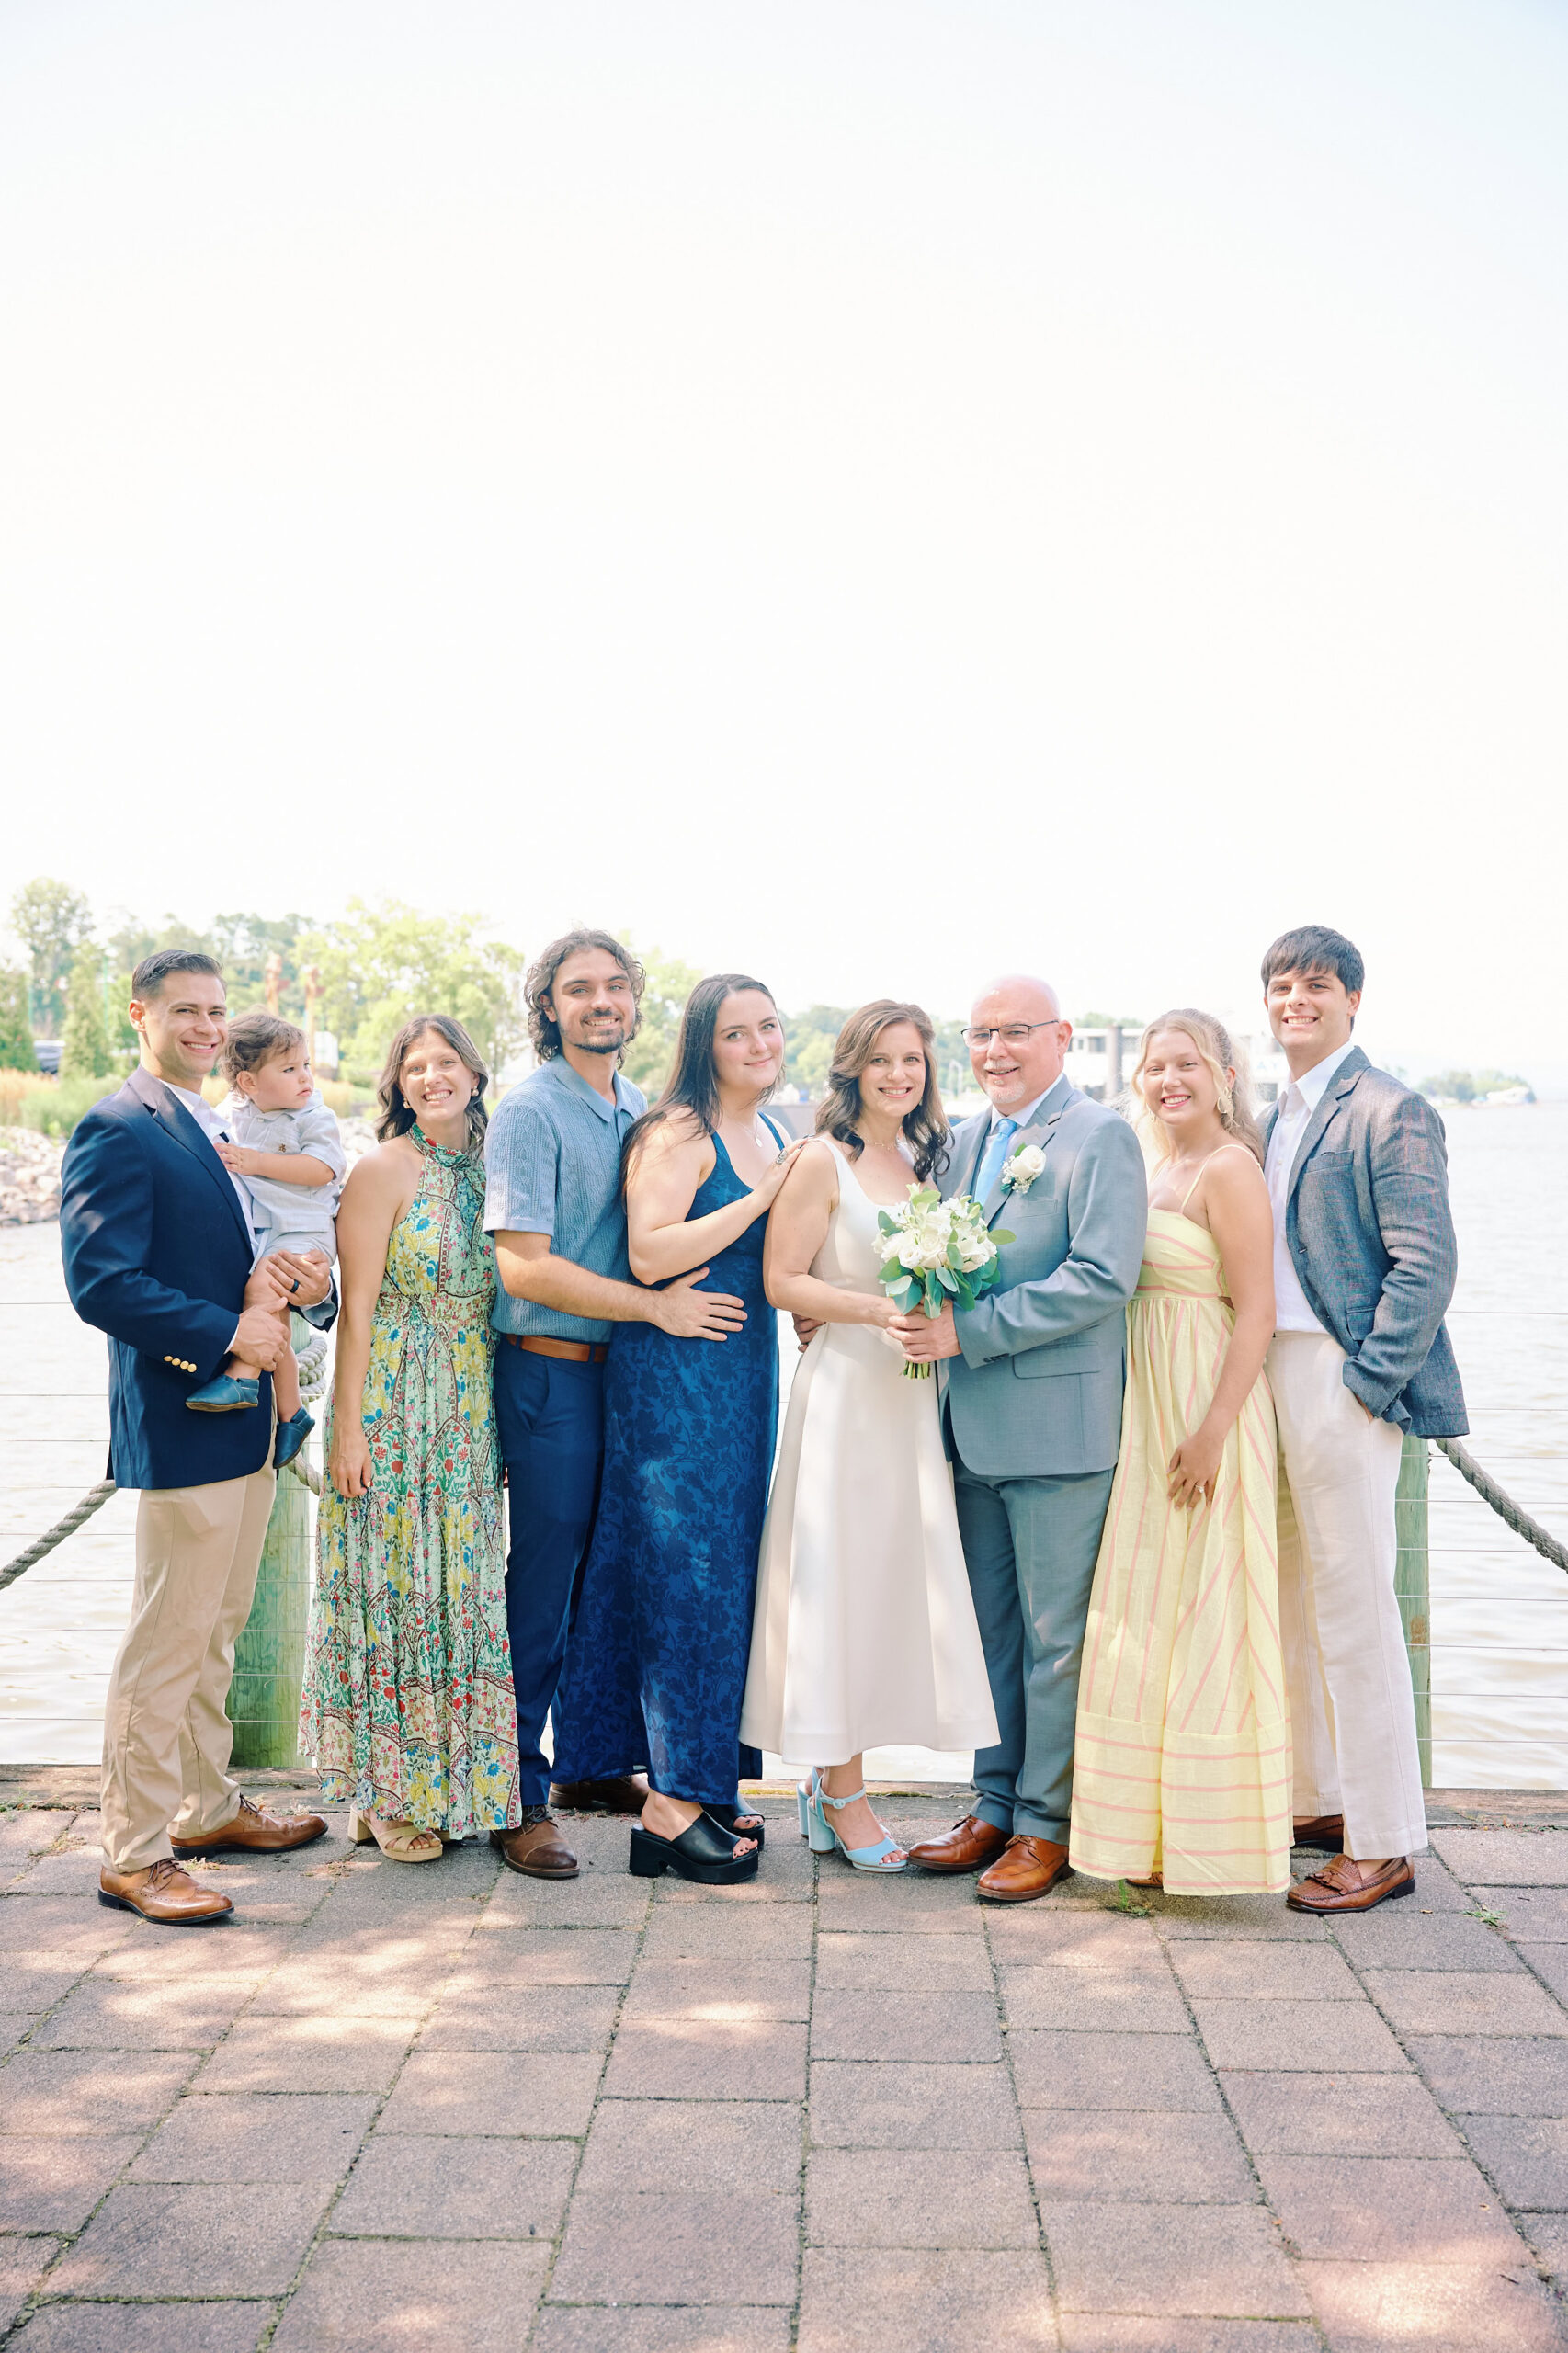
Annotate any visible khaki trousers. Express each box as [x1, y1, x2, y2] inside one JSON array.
[[1269, 1332, 1427, 1861], [100, 1464, 277, 1872]]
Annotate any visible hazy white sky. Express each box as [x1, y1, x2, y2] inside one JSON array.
[[3, 2, 1564, 1076]]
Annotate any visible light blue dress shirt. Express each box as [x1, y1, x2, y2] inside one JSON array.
[[483, 1058, 646, 1342]]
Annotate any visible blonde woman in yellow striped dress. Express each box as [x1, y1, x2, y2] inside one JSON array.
[[1070, 1012, 1289, 1896]]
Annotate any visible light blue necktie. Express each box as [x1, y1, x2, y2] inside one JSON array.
[[974, 1116, 1017, 1201]]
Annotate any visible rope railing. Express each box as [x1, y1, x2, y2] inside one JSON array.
[[0, 1454, 320, 1596], [1433, 1437, 1568, 1577]]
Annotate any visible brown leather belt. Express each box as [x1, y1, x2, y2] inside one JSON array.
[[504, 1334, 608, 1365]]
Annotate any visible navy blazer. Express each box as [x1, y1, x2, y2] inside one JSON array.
[[60, 1068, 334, 1490], [1264, 1046, 1468, 1439]]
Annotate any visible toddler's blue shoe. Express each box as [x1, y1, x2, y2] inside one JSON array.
[[187, 1375, 259, 1414], [274, 1410, 316, 1469]]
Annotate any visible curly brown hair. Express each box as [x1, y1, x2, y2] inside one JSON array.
[[525, 928, 645, 1063], [816, 1000, 949, 1182]]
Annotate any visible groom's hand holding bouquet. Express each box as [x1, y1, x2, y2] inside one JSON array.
[[879, 1187, 1011, 1377]]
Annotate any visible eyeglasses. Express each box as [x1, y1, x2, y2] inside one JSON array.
[[961, 1023, 1060, 1047]]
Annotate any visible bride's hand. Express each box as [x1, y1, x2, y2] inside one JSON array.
[[866, 1293, 903, 1330]]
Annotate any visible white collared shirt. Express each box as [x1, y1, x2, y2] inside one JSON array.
[[983, 1076, 1063, 1147], [1265, 1040, 1356, 1333], [164, 1081, 258, 1242]]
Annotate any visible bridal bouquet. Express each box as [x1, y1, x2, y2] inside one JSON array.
[[876, 1186, 1013, 1379]]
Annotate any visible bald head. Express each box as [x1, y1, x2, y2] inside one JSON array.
[[966, 974, 1072, 1112]]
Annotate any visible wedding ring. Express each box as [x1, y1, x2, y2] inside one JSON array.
[[289, 1278, 301, 1294]]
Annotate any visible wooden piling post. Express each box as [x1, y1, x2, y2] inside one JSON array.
[[1395, 1435, 1432, 1789], [228, 1453, 312, 1770]]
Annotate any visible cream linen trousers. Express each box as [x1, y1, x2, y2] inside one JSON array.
[[100, 1464, 276, 1872], [1268, 1331, 1427, 1861]]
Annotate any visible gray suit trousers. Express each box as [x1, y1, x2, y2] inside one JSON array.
[[954, 1454, 1115, 1843]]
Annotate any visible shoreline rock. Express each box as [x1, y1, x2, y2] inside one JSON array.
[[0, 1117, 381, 1229]]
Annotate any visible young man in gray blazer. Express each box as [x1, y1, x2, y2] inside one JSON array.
[[897, 978, 1147, 1902], [1261, 926, 1466, 1915]]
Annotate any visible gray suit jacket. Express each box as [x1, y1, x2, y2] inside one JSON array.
[[1264, 1046, 1467, 1438], [938, 1076, 1148, 1479]]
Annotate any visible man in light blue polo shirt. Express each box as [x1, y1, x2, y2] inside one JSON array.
[[483, 928, 745, 1878]]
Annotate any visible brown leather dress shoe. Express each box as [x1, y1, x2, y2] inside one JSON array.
[[493, 1810, 579, 1879], [549, 1775, 651, 1815], [1291, 1813, 1346, 1854], [99, 1859, 234, 1925], [170, 1793, 328, 1858], [1287, 1853, 1414, 1914], [905, 1814, 1011, 1874], [976, 1835, 1072, 1904]]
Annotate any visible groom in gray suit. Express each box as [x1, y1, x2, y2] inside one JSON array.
[[900, 978, 1146, 1902]]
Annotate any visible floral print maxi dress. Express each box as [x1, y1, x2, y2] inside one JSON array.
[[300, 1127, 521, 1836]]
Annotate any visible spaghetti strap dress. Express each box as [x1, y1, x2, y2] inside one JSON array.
[[549, 1120, 786, 1804], [1069, 1163, 1290, 1895]]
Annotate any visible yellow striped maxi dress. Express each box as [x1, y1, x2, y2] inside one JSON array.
[[1069, 1209, 1290, 1894]]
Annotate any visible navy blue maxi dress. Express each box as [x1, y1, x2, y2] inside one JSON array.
[[550, 1122, 783, 1802]]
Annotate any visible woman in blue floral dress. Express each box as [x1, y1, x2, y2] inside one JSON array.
[[299, 1016, 521, 1861], [551, 976, 802, 1881]]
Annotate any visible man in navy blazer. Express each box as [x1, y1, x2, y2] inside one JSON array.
[[61, 950, 333, 1924], [1258, 925, 1466, 1918]]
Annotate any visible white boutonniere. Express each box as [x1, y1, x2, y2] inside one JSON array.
[[1001, 1144, 1047, 1196]]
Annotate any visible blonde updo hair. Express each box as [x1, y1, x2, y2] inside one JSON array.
[[1128, 1008, 1265, 1166]]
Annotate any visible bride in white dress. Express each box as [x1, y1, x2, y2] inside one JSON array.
[[740, 1001, 999, 1871]]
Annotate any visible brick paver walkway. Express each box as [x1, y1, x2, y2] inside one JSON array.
[[2, 1798, 1568, 2351]]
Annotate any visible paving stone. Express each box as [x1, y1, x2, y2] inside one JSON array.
[[575, 2097, 802, 2194], [1043, 2200, 1310, 2317], [1255, 2151, 1528, 2262], [808, 2059, 1022, 2149], [620, 1956, 812, 2022], [1024, 2110, 1256, 2202], [0, 1897, 131, 1956], [1302, 2258, 1567, 2351], [328, 2131, 575, 2237], [92, 1926, 297, 1983], [796, 2245, 1055, 2351], [1519, 1942, 1568, 2006], [532, 2313, 789, 2353], [1461, 2117, 1568, 2209], [1060, 2325, 1322, 2352], [10, 1843, 116, 1895], [1000, 1968, 1190, 2034], [376, 2048, 601, 2135], [1167, 1943, 1362, 2002], [1218, 2070, 1463, 2157], [1361, 1968, 1568, 2037], [807, 2146, 1037, 2247], [1482, 1887, 1568, 1940], [602, 2018, 807, 2100], [0, 2234, 60, 2330], [0, 1961, 92, 2010], [129, 2091, 376, 2181], [1430, 1831, 1568, 1886], [0, 2132, 142, 2229], [419, 1984, 619, 2052], [810, 1990, 1001, 2063], [1157, 1896, 1328, 1940], [50, 2179, 329, 2294], [551, 2186, 799, 2302], [272, 2236, 551, 2349], [1396, 1855, 1492, 1913], [0, 2048, 196, 2132], [449, 1927, 639, 1987], [9, 2302, 274, 2352], [1010, 2029, 1222, 2112], [1525, 2212, 1568, 2278], [985, 1913, 1166, 1970], [1409, 2035, 1568, 2114], [655, 1845, 814, 1904], [482, 1871, 653, 1928], [1331, 1906, 1526, 1972], [816, 1931, 994, 1992], [192, 2013, 415, 2093], [246, 1944, 468, 2017], [28, 1974, 255, 2051], [813, 1877, 988, 1936], [0, 2012, 39, 2055], [1189, 1998, 1408, 2073], [640, 1904, 814, 1961]]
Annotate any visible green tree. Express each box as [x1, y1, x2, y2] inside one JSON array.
[[619, 942, 703, 1097], [103, 909, 221, 1053], [210, 911, 320, 1018], [782, 1005, 850, 1096], [10, 877, 92, 1038], [61, 942, 115, 1079], [0, 964, 37, 1070], [293, 899, 525, 1078]]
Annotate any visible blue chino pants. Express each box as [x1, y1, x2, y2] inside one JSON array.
[[493, 1343, 606, 1810]]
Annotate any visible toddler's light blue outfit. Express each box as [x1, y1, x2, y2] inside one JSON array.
[[226, 1091, 345, 1265]]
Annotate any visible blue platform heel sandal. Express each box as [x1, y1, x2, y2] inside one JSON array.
[[805, 1772, 908, 1873]]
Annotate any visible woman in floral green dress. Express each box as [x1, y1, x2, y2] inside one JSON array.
[[299, 1015, 521, 1859]]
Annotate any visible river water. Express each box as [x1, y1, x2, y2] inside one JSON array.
[[1, 1102, 1563, 1786]]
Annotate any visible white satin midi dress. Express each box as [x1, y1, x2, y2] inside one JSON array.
[[740, 1141, 1000, 1767]]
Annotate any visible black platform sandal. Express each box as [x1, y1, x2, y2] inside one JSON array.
[[704, 1802, 766, 1850], [629, 1812, 761, 1884]]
